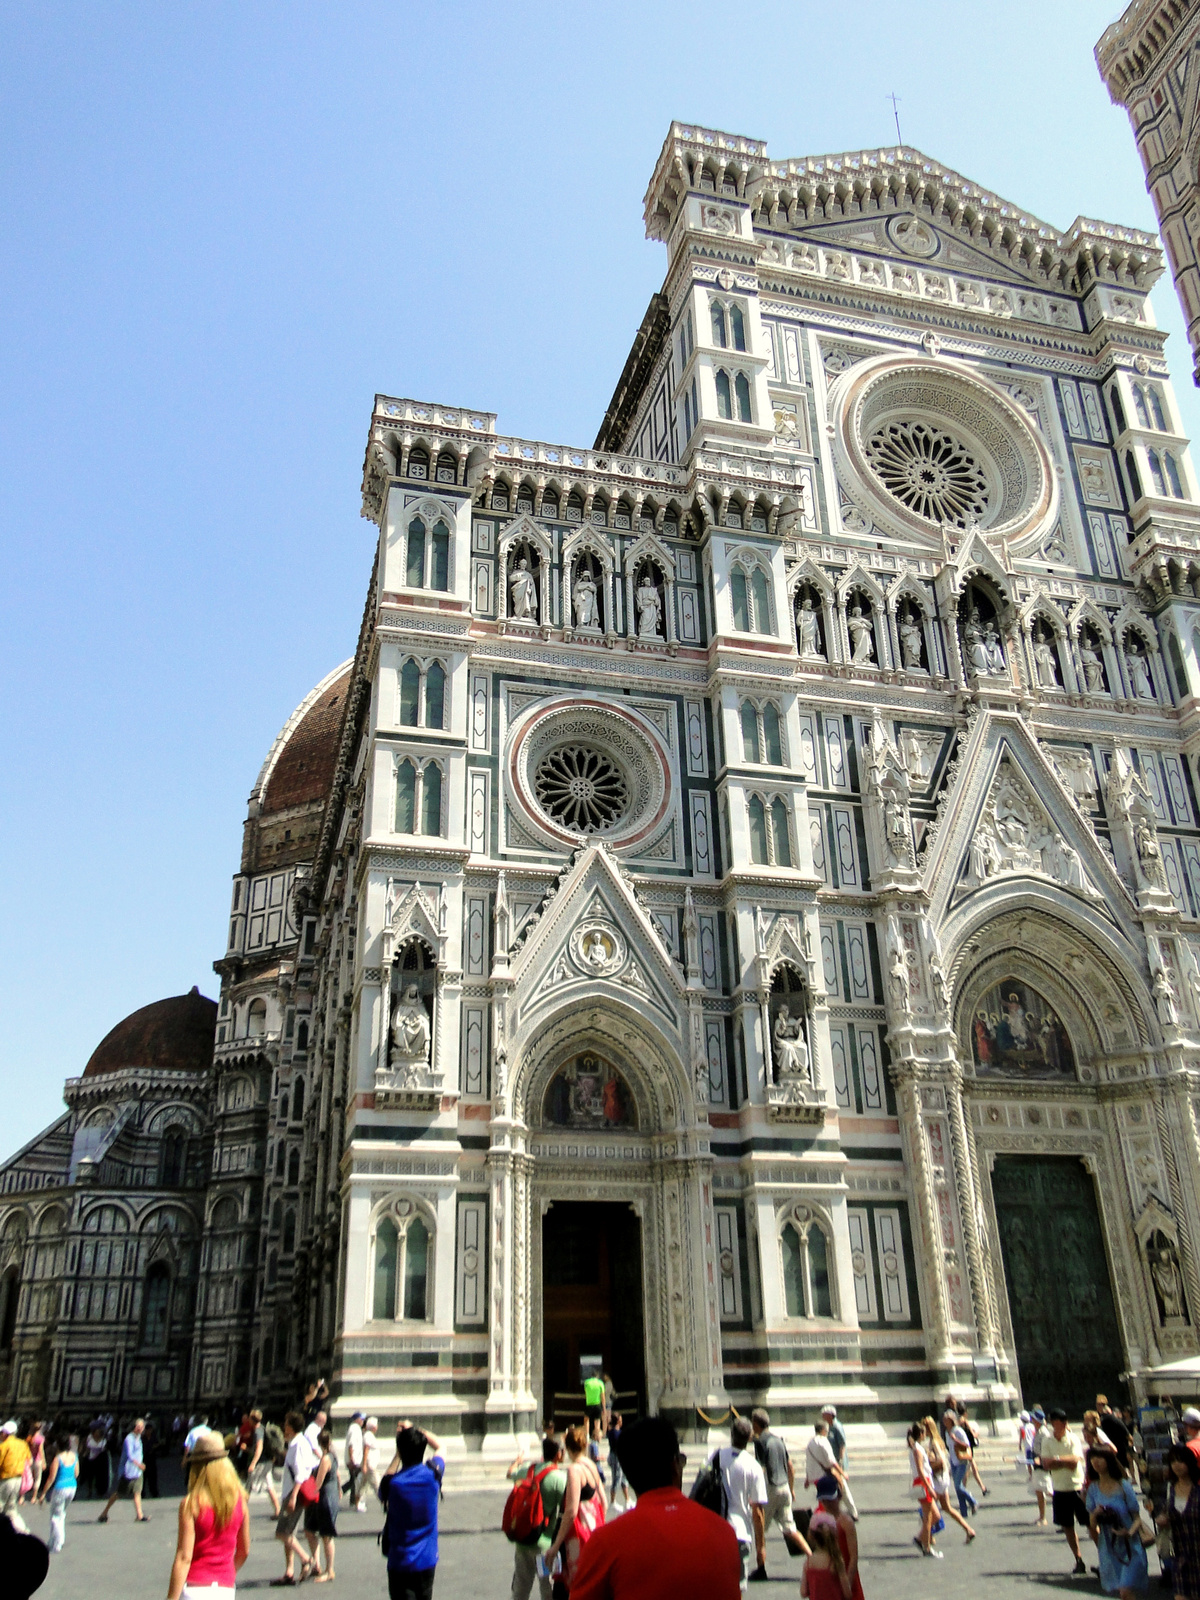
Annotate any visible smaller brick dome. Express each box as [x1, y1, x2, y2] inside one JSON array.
[[83, 988, 217, 1078]]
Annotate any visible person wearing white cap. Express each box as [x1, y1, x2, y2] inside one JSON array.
[[0, 1419, 31, 1532], [820, 1406, 857, 1521], [361, 1417, 382, 1501]]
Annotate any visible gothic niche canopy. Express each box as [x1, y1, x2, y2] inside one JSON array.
[[542, 1053, 637, 1130], [970, 977, 1075, 1078]]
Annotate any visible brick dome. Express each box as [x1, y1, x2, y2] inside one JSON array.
[[83, 987, 218, 1078], [257, 664, 352, 817]]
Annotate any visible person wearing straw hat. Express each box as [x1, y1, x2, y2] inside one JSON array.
[[167, 1429, 250, 1600]]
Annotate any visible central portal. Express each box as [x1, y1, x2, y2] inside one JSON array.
[[542, 1201, 646, 1427]]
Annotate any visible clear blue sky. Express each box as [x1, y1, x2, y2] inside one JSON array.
[[0, 0, 1187, 1154]]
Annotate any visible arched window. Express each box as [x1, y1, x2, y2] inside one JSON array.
[[715, 370, 733, 420], [272, 1198, 282, 1230], [782, 1212, 834, 1317], [740, 701, 760, 763], [1166, 453, 1185, 498], [407, 446, 429, 480], [711, 302, 727, 347], [1149, 450, 1168, 496], [1126, 450, 1143, 501], [275, 1143, 286, 1179], [279, 1092, 289, 1124], [1133, 385, 1152, 428], [566, 491, 584, 523], [296, 1021, 309, 1053], [435, 450, 457, 484], [425, 662, 446, 729], [400, 659, 420, 726], [735, 372, 752, 423], [1109, 384, 1127, 434], [0, 1267, 19, 1351], [431, 521, 450, 591], [1149, 388, 1168, 430], [292, 1077, 304, 1120], [771, 798, 793, 867], [762, 703, 783, 765], [160, 1127, 186, 1188], [373, 1218, 399, 1319], [421, 763, 443, 837], [267, 1250, 278, 1286], [282, 1210, 296, 1254], [404, 1217, 429, 1319], [287, 1148, 300, 1186], [247, 999, 267, 1038], [395, 759, 417, 834], [730, 304, 746, 352], [748, 795, 769, 864], [492, 482, 510, 512], [541, 491, 559, 519], [731, 567, 750, 631], [141, 1264, 170, 1349], [516, 483, 535, 514], [750, 567, 771, 633], [406, 518, 426, 587]]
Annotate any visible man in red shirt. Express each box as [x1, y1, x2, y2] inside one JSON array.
[[571, 1416, 740, 1600]]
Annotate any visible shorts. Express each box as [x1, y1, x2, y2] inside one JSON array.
[[585, 1405, 602, 1424], [117, 1473, 143, 1498], [304, 1500, 337, 1538], [276, 1501, 305, 1539], [1052, 1489, 1089, 1528], [250, 1460, 278, 1494], [765, 1485, 796, 1538]]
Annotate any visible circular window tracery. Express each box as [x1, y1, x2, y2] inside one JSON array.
[[534, 745, 630, 833], [864, 420, 989, 527], [828, 353, 1058, 553]]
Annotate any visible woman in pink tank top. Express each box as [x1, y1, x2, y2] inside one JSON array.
[[167, 1431, 251, 1599]]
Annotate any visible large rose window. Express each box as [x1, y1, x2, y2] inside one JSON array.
[[828, 352, 1058, 552]]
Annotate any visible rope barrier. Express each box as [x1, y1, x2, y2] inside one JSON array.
[[695, 1406, 742, 1426]]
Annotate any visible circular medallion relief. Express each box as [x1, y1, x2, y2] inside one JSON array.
[[509, 699, 670, 849], [829, 353, 1058, 552], [887, 215, 939, 258]]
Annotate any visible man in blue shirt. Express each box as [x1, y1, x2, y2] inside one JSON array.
[[97, 1418, 148, 1524], [380, 1422, 444, 1600]]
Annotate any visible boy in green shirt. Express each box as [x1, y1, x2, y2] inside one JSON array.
[[510, 1437, 567, 1600]]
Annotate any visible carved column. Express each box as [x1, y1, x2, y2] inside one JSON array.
[[485, 1142, 516, 1413], [1157, 1081, 1200, 1338], [893, 1063, 954, 1370], [945, 1065, 999, 1353]]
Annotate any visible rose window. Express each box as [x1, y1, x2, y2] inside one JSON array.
[[864, 420, 989, 527], [534, 746, 630, 833]]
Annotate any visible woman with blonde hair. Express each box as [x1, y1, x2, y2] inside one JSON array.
[[920, 1415, 976, 1546], [167, 1431, 250, 1599], [545, 1422, 607, 1586]]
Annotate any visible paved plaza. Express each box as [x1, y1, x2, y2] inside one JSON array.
[[17, 1459, 1154, 1599]]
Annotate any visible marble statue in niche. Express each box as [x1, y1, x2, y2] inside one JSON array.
[[573, 568, 600, 630], [635, 569, 662, 639], [390, 983, 432, 1081], [509, 555, 539, 621], [1032, 626, 1060, 688], [796, 590, 824, 661], [1149, 1231, 1189, 1324], [898, 608, 924, 669], [847, 601, 875, 664]]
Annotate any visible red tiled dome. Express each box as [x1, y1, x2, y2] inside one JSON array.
[[83, 988, 217, 1078], [261, 669, 351, 815]]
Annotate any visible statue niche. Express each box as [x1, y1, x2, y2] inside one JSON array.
[[508, 544, 541, 623], [768, 964, 815, 1091], [1147, 1229, 1189, 1327], [958, 582, 1008, 679], [383, 943, 435, 1090], [542, 1053, 637, 1130]]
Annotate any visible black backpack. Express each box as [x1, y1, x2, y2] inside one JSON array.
[[690, 1449, 729, 1520]]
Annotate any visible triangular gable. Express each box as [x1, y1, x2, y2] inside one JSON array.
[[625, 528, 677, 580], [922, 711, 1135, 930], [508, 844, 685, 1035], [497, 512, 553, 564], [381, 879, 445, 965], [789, 213, 1040, 288], [940, 532, 1014, 601]]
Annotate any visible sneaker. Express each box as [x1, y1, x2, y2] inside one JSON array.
[[356, 1503, 367, 1513], [928, 1549, 944, 1559], [748, 1567, 769, 1583], [1073, 1558, 1088, 1576]]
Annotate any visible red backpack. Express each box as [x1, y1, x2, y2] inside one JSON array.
[[503, 1463, 555, 1544]]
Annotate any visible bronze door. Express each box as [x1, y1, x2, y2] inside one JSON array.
[[991, 1155, 1124, 1416]]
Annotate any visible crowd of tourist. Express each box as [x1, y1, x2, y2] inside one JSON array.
[[11, 1380, 1200, 1600]]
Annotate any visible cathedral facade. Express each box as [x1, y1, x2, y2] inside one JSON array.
[[6, 123, 1200, 1444]]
